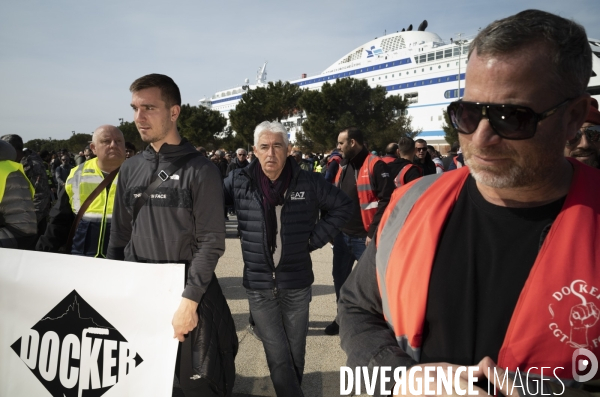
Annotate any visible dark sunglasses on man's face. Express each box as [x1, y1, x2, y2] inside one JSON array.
[[566, 125, 600, 147], [447, 98, 572, 140], [416, 147, 427, 152], [238, 153, 247, 157]]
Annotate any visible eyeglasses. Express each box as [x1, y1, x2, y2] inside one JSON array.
[[447, 98, 572, 140], [416, 147, 427, 152], [237, 153, 247, 156], [566, 125, 600, 147]]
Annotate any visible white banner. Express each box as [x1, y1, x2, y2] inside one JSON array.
[[0, 248, 184, 397]]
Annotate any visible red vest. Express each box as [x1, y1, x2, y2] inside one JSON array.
[[393, 164, 423, 188], [335, 154, 381, 232], [375, 159, 600, 380]]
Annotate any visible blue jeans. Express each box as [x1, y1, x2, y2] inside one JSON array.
[[332, 232, 367, 301], [246, 286, 311, 397]]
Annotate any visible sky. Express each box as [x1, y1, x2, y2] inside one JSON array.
[[1, 0, 599, 143]]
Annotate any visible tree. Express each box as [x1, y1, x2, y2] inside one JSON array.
[[229, 81, 303, 145], [178, 104, 227, 147], [66, 133, 93, 153], [297, 78, 413, 152], [118, 121, 145, 152], [442, 109, 459, 146]]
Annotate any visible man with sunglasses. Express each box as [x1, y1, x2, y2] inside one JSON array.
[[338, 9, 599, 396], [564, 98, 600, 168], [226, 148, 249, 176], [414, 139, 436, 175]]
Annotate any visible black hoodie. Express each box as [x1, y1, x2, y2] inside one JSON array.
[[107, 138, 226, 303]]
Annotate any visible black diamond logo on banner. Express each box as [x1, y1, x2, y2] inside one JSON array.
[[10, 290, 143, 397]]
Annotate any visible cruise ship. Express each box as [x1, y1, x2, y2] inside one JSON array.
[[202, 21, 600, 147]]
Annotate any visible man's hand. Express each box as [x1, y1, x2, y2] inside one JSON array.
[[172, 297, 199, 342], [365, 236, 372, 247]]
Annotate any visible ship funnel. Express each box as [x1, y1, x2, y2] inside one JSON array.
[[401, 28, 405, 32], [407, 24, 413, 31], [418, 20, 428, 31]]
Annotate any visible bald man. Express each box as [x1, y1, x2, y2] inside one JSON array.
[[36, 125, 126, 257]]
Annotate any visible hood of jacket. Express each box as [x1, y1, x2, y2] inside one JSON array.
[[141, 137, 197, 162]]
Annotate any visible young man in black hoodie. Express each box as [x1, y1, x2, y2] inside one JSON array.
[[107, 74, 235, 397]]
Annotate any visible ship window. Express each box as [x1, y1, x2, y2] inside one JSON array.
[[454, 47, 460, 56], [463, 47, 469, 54], [422, 68, 424, 72], [379, 77, 381, 80], [385, 76, 387, 79], [372, 78, 375, 81], [419, 55, 426, 63], [431, 116, 434, 121], [436, 51, 443, 60], [427, 53, 434, 61], [414, 70, 416, 74], [439, 115, 443, 121], [438, 65, 441, 69], [404, 92, 418, 104], [444, 49, 452, 58], [430, 67, 432, 70], [447, 64, 450, 67], [414, 56, 419, 64]]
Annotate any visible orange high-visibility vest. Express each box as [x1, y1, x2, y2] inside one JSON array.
[[380, 156, 396, 164], [393, 164, 423, 188], [375, 159, 600, 380], [335, 154, 381, 232]]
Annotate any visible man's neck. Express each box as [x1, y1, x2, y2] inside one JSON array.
[[151, 130, 182, 152], [476, 159, 573, 208], [400, 154, 413, 161]]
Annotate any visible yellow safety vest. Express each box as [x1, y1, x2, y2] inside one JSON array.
[[0, 160, 35, 203], [65, 157, 118, 258]]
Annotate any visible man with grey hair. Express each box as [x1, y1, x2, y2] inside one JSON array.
[[224, 120, 352, 396], [213, 148, 229, 178], [37, 125, 125, 257], [226, 147, 249, 176], [339, 10, 598, 395]]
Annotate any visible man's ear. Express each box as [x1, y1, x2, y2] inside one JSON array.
[[565, 94, 591, 141], [170, 105, 181, 122], [89, 142, 97, 156]]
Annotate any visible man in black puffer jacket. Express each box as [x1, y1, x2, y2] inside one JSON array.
[[224, 121, 352, 397]]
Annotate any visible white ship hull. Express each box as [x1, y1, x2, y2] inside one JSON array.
[[205, 28, 600, 147]]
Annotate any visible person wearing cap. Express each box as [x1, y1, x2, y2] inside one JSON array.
[[0, 140, 37, 249], [339, 10, 599, 395], [564, 97, 600, 168]]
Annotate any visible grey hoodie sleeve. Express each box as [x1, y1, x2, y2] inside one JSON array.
[[0, 170, 37, 248], [183, 161, 226, 303], [338, 242, 416, 371]]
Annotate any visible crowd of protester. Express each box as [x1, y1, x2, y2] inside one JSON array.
[[2, 8, 600, 397]]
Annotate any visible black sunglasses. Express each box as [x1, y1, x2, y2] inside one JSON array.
[[447, 98, 572, 140], [416, 147, 427, 152], [566, 125, 600, 147]]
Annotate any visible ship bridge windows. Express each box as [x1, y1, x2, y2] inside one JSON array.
[[436, 51, 443, 60], [445, 49, 452, 58], [427, 53, 435, 62], [404, 92, 419, 104]]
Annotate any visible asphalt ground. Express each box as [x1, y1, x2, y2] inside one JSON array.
[[219, 215, 352, 397]]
